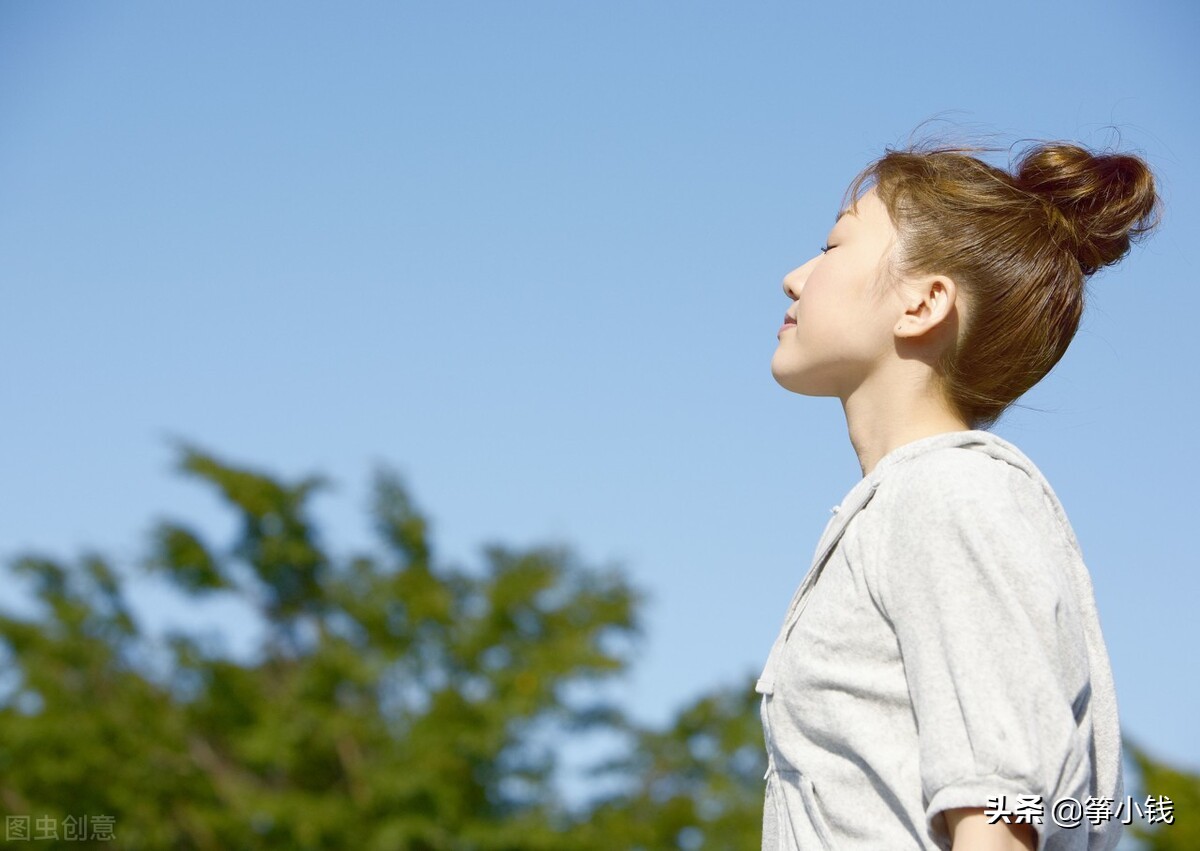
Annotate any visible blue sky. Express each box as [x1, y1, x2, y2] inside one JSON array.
[[2, 0, 1198, 780]]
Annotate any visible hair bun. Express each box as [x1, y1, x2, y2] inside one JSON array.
[[1014, 143, 1160, 275]]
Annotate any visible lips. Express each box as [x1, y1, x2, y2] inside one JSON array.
[[777, 314, 797, 337]]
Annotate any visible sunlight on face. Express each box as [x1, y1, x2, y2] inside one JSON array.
[[771, 190, 903, 398]]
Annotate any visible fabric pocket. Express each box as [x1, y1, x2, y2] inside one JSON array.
[[775, 769, 835, 850]]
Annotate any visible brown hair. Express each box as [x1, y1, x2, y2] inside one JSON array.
[[847, 141, 1160, 428]]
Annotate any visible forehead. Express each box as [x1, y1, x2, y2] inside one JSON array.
[[834, 188, 889, 229]]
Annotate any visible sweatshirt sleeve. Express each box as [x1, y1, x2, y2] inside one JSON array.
[[871, 450, 1093, 847]]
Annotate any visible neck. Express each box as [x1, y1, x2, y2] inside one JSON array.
[[841, 369, 972, 477]]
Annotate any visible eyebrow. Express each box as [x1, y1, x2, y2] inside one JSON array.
[[834, 208, 851, 224]]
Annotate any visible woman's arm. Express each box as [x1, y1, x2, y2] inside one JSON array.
[[871, 454, 1086, 851], [945, 808, 1036, 851]]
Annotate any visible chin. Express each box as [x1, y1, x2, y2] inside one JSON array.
[[771, 348, 804, 391], [771, 358, 838, 398], [771, 363, 809, 395]]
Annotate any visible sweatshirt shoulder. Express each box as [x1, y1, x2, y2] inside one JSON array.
[[874, 445, 1038, 509], [865, 446, 1069, 552], [861, 443, 1080, 614]]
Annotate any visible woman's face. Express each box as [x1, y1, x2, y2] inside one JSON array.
[[771, 189, 906, 398]]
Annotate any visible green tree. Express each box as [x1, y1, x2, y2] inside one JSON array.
[[4, 442, 1196, 851], [0, 444, 769, 850], [583, 683, 765, 850], [1125, 741, 1200, 851]]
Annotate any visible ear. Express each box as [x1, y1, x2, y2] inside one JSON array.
[[894, 275, 959, 339]]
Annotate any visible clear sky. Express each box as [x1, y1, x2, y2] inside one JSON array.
[[2, 0, 1198, 777]]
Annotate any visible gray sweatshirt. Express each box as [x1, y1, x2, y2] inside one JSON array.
[[758, 430, 1122, 850]]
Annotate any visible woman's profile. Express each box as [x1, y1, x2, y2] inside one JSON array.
[[759, 139, 1159, 850]]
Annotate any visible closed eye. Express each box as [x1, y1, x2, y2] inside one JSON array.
[[819, 244, 833, 254]]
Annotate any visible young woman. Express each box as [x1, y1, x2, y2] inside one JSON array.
[[759, 142, 1158, 851]]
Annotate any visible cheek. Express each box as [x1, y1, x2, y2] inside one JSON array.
[[795, 279, 837, 326]]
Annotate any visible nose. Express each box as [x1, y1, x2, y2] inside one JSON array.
[[781, 257, 816, 300]]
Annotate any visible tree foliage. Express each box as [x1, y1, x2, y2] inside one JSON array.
[[1126, 740, 1200, 851], [1, 443, 1193, 850], [0, 445, 764, 850]]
